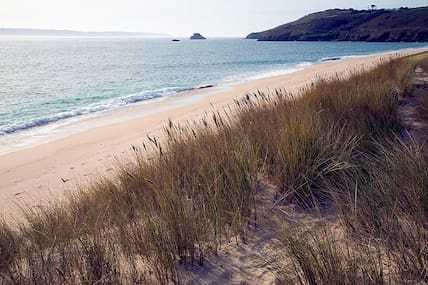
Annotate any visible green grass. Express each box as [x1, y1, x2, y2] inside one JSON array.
[[0, 54, 427, 284]]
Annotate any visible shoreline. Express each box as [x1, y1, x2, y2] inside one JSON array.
[[2, 45, 427, 157], [0, 61, 321, 156], [1, 47, 427, 218]]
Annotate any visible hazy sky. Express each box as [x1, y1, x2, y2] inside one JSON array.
[[1, 0, 426, 36]]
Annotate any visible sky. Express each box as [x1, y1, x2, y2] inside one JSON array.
[[0, 0, 427, 37]]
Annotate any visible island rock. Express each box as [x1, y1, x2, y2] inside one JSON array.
[[190, 33, 206, 40]]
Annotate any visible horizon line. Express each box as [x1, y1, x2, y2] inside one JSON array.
[[0, 27, 247, 38]]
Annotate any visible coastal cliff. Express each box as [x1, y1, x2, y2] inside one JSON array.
[[246, 6, 428, 42]]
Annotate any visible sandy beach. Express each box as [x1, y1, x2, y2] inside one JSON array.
[[1, 48, 427, 219]]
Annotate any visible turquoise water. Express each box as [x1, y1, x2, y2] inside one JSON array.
[[0, 38, 426, 138]]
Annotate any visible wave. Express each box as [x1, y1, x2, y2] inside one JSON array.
[[0, 87, 193, 136], [296, 61, 313, 67], [222, 61, 314, 83], [317, 50, 399, 62]]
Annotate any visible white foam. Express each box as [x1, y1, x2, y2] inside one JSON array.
[[220, 61, 314, 84], [0, 87, 192, 136]]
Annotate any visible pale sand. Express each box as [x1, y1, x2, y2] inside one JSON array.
[[1, 48, 427, 219]]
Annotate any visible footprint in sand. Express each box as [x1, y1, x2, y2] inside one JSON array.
[[60, 177, 70, 183]]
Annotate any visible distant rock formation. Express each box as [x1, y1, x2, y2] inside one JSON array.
[[190, 33, 206, 40], [246, 6, 428, 42]]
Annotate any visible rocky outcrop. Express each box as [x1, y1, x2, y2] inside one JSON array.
[[190, 33, 206, 40], [246, 7, 428, 42]]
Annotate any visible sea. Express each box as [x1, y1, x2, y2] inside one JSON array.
[[0, 37, 427, 155]]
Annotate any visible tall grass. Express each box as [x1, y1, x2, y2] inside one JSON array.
[[282, 226, 389, 285], [0, 54, 426, 284]]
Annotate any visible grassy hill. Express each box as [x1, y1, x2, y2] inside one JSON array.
[[247, 7, 428, 42]]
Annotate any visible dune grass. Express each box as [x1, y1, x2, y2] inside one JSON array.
[[0, 53, 427, 284]]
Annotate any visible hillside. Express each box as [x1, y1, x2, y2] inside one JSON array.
[[246, 7, 428, 42]]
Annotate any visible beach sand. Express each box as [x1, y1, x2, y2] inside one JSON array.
[[1, 48, 427, 219]]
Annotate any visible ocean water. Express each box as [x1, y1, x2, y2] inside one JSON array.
[[0, 38, 426, 153]]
